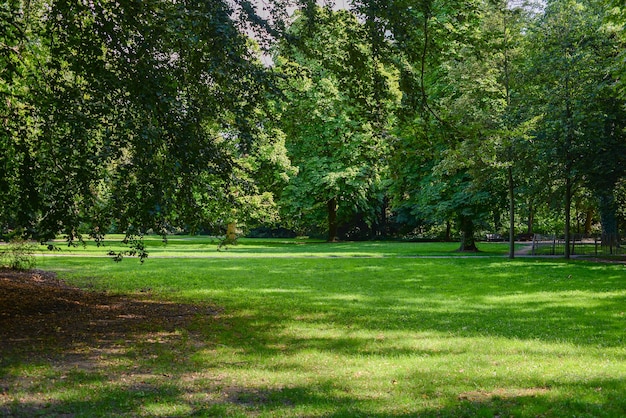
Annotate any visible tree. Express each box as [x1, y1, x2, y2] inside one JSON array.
[[1, 0, 287, 254], [275, 7, 397, 241], [526, 0, 625, 257], [604, 0, 626, 100], [376, 0, 496, 251], [0, 1, 52, 238], [432, 0, 539, 254]]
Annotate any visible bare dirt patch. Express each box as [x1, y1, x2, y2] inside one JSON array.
[[0, 268, 219, 358]]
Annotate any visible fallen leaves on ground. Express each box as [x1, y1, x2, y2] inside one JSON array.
[[0, 268, 219, 357]]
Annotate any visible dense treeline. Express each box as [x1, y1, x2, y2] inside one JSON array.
[[1, 0, 624, 257]]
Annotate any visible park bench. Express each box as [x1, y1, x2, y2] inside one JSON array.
[[485, 233, 504, 242]]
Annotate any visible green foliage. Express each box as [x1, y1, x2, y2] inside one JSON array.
[[106, 235, 148, 263], [381, 0, 625, 247], [0, 0, 285, 244], [275, 7, 398, 239], [1, 0, 625, 248], [383, 0, 504, 249], [0, 237, 37, 270], [603, 0, 626, 100], [524, 0, 626, 250]]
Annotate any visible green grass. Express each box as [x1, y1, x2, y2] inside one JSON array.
[[38, 235, 516, 258], [3, 238, 626, 417]]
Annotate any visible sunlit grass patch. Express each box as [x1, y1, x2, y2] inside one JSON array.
[[36, 236, 514, 258], [142, 401, 193, 416]]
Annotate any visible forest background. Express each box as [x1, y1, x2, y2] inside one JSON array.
[[1, 0, 625, 258]]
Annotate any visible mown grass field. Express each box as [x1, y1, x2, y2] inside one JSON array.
[[37, 235, 515, 258], [2, 237, 626, 417]]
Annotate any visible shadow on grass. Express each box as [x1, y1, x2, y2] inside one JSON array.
[[4, 370, 625, 417], [212, 259, 626, 351], [1, 382, 188, 417], [0, 270, 220, 416], [2, 260, 626, 416]]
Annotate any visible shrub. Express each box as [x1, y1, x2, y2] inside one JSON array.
[[0, 238, 37, 270]]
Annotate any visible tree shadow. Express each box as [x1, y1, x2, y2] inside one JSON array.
[[0, 270, 219, 358], [2, 262, 626, 416]]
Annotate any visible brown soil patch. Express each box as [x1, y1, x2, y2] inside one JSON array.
[[1, 269, 225, 416], [0, 268, 219, 358], [459, 387, 550, 402]]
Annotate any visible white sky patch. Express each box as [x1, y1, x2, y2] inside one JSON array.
[[252, 0, 349, 20], [243, 0, 542, 65], [238, 0, 349, 65]]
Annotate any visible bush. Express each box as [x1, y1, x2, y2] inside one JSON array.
[[0, 238, 37, 270]]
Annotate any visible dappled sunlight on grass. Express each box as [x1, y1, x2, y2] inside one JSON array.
[[5, 240, 625, 416], [483, 290, 626, 308], [257, 287, 313, 294], [183, 315, 626, 415]]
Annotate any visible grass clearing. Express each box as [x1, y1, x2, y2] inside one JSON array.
[[2, 238, 625, 416], [38, 235, 516, 258]]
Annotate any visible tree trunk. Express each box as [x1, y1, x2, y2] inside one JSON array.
[[503, 11, 515, 260], [225, 221, 238, 245], [327, 197, 339, 242], [508, 166, 515, 259], [527, 202, 534, 234], [564, 176, 572, 259], [599, 193, 619, 253], [379, 196, 389, 238], [564, 71, 573, 260], [458, 215, 478, 252], [584, 208, 593, 235]]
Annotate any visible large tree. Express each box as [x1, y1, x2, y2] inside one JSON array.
[[526, 0, 626, 257], [275, 7, 397, 241], [375, 0, 494, 251], [1, 0, 286, 251]]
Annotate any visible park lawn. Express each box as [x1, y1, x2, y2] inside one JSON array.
[[37, 235, 516, 258], [2, 240, 625, 417]]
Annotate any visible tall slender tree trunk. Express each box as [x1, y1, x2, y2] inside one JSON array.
[[584, 208, 593, 235], [379, 196, 389, 238], [508, 166, 515, 259], [527, 202, 534, 234], [327, 197, 339, 242], [445, 221, 452, 242], [564, 71, 573, 260], [503, 10, 515, 260], [599, 193, 619, 253], [564, 176, 572, 259]]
